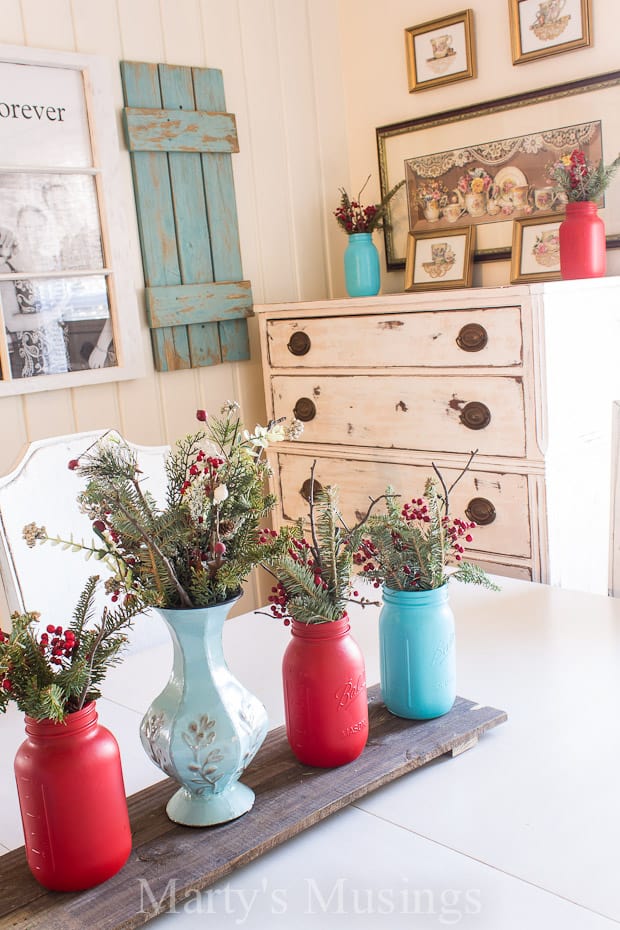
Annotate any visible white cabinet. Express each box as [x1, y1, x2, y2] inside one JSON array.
[[255, 279, 620, 593]]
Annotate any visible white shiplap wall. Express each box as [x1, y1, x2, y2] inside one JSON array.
[[0, 0, 350, 622]]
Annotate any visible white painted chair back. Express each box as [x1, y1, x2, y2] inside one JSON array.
[[0, 431, 169, 649], [609, 401, 620, 596]]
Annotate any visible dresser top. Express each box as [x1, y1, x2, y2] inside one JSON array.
[[253, 277, 620, 316]]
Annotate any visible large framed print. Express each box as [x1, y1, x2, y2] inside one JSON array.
[[0, 44, 143, 395], [509, 0, 591, 65], [376, 70, 620, 270], [405, 120, 600, 235]]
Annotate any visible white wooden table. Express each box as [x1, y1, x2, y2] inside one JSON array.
[[1, 577, 619, 928]]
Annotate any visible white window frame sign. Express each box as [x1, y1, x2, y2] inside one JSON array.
[[0, 44, 144, 396]]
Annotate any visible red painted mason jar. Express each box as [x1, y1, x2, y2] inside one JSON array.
[[559, 201, 606, 279], [14, 702, 131, 891], [282, 616, 368, 767]]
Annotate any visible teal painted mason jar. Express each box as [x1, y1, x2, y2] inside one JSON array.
[[344, 233, 380, 297], [379, 585, 456, 719]]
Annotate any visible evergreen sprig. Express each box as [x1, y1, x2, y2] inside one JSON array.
[[23, 405, 300, 611], [0, 575, 140, 722], [261, 471, 385, 625], [355, 457, 500, 592], [548, 149, 620, 203]]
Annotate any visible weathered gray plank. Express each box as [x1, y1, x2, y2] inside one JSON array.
[[0, 687, 506, 930]]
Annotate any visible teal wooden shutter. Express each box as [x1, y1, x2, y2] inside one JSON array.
[[120, 62, 251, 371]]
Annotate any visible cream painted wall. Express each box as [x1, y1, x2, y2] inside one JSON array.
[[0, 0, 349, 622], [338, 0, 620, 290]]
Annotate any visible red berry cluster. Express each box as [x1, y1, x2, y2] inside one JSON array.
[[567, 149, 588, 188], [442, 515, 475, 561], [267, 581, 290, 624], [40, 624, 78, 666], [353, 539, 382, 588], [333, 201, 378, 234], [180, 450, 224, 497], [402, 498, 431, 523], [258, 528, 278, 545]]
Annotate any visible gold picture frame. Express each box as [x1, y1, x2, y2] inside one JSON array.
[[405, 10, 476, 93], [509, 0, 591, 65], [510, 214, 562, 283], [405, 226, 475, 292]]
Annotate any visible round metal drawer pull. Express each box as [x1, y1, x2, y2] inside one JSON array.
[[465, 497, 496, 526], [287, 331, 311, 356], [456, 323, 488, 352], [293, 397, 317, 422], [460, 401, 491, 430], [300, 477, 324, 502]]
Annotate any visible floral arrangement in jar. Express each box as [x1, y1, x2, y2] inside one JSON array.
[[354, 458, 499, 592], [260, 474, 381, 767], [24, 403, 302, 611], [0, 575, 139, 721], [262, 476, 381, 625], [456, 167, 492, 195], [334, 175, 405, 234], [547, 149, 620, 203]]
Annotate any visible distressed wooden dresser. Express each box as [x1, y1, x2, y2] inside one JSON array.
[[255, 279, 620, 593]]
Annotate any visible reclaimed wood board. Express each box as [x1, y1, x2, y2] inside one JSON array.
[[0, 687, 506, 930], [120, 62, 250, 371]]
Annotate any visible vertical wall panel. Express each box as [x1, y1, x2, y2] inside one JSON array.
[[199, 0, 263, 305], [20, 0, 75, 49], [0, 1, 25, 44], [22, 390, 75, 440], [71, 0, 122, 57], [72, 383, 121, 433], [235, 1, 298, 304], [0, 398, 27, 474], [160, 0, 205, 66], [274, 0, 328, 300], [116, 0, 164, 62]]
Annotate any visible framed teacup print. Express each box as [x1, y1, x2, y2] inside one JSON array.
[[510, 214, 562, 283], [509, 0, 591, 64], [405, 10, 476, 93], [405, 226, 475, 291]]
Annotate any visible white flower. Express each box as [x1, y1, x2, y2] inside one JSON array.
[[221, 400, 240, 416], [213, 484, 229, 504], [285, 418, 304, 441]]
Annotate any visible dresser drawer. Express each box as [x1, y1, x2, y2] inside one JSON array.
[[272, 374, 526, 458], [275, 453, 532, 559], [266, 306, 522, 369]]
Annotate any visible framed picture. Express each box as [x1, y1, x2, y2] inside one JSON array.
[[405, 10, 476, 93], [376, 70, 620, 270], [509, 0, 591, 65], [0, 44, 143, 395], [405, 119, 598, 237], [510, 214, 562, 282], [404, 226, 475, 291]]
